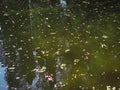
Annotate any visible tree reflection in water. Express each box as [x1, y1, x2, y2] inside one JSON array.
[[0, 0, 120, 90]]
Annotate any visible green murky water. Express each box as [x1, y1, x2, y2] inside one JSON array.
[[0, 1, 120, 90]]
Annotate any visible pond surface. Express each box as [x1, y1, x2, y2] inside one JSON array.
[[0, 1, 120, 90]]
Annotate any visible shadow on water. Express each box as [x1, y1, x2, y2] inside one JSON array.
[[0, 0, 120, 90]]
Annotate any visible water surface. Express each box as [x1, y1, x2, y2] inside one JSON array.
[[0, 0, 120, 90]]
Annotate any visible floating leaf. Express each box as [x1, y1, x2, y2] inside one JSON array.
[[65, 49, 70, 53], [47, 25, 51, 28], [37, 55, 41, 58], [8, 67, 15, 70]]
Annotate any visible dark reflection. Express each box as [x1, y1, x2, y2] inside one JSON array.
[[0, 0, 120, 90], [0, 0, 35, 90]]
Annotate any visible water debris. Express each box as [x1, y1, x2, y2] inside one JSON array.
[[41, 50, 45, 54], [45, 18, 49, 20], [73, 74, 77, 78], [47, 25, 51, 28], [74, 59, 80, 65], [114, 69, 118, 72], [20, 40, 24, 42], [0, 2, 119, 90], [100, 43, 108, 48], [37, 55, 41, 58], [65, 49, 70, 53], [16, 77, 20, 80], [48, 76, 54, 82], [31, 36, 34, 39], [74, 59, 80, 63], [55, 51, 60, 55], [80, 73, 86, 76], [49, 32, 56, 35], [3, 13, 9, 16], [60, 64, 66, 69], [5, 52, 10, 56], [106, 86, 116, 90], [117, 27, 120, 30], [16, 12, 20, 15], [8, 67, 15, 70], [42, 66, 46, 70], [102, 35, 108, 39], [95, 36, 99, 39], [101, 72, 105, 75], [32, 66, 46, 73], [18, 47, 23, 50], [9, 34, 13, 37], [35, 47, 40, 50], [92, 86, 95, 90]]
